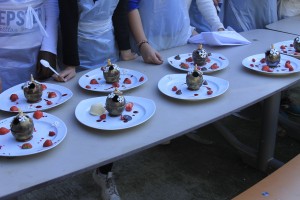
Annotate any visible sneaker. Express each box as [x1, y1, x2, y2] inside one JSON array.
[[93, 169, 121, 200]]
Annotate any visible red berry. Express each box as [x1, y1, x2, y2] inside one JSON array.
[[125, 102, 133, 111], [185, 57, 193, 62], [49, 131, 56, 136], [179, 62, 189, 69], [0, 127, 10, 135], [262, 65, 270, 72], [46, 101, 53, 105], [210, 63, 219, 69], [43, 140, 53, 147], [260, 58, 266, 63], [112, 82, 120, 88], [41, 84, 47, 90], [10, 106, 18, 112], [123, 78, 132, 84], [10, 94, 19, 102], [85, 85, 91, 89], [33, 110, 43, 119], [139, 76, 145, 82], [172, 86, 178, 91], [90, 79, 98, 84], [100, 114, 106, 120], [207, 90, 213, 95], [21, 143, 32, 149], [48, 92, 57, 98]]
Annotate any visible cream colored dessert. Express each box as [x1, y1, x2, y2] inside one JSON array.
[[89, 103, 106, 116]]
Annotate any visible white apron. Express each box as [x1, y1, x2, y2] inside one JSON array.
[[132, 0, 192, 52], [220, 0, 277, 32], [77, 0, 119, 69], [0, 0, 47, 91]]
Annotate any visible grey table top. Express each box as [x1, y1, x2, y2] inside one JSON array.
[[266, 15, 300, 35], [1, 29, 300, 199]]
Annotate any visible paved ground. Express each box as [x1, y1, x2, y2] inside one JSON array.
[[17, 114, 300, 200]]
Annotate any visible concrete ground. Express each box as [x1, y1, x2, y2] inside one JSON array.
[[17, 113, 300, 200]]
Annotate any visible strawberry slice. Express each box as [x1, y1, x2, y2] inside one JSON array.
[[90, 79, 98, 84], [112, 82, 120, 88], [48, 92, 57, 98], [0, 127, 10, 135], [41, 84, 47, 90], [139, 76, 145, 82], [123, 78, 132, 84], [21, 143, 33, 149], [43, 140, 53, 147]]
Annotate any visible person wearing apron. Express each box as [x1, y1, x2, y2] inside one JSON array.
[[57, 0, 136, 83], [190, 0, 222, 33], [0, 0, 59, 92], [219, 0, 278, 32], [128, 0, 224, 64]]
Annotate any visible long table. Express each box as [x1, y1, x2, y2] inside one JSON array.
[[266, 15, 300, 35], [1, 29, 300, 199]]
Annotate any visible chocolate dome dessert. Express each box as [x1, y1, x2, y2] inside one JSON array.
[[102, 59, 120, 83], [192, 44, 208, 66], [293, 36, 300, 52], [10, 109, 34, 142], [23, 74, 43, 103], [105, 88, 126, 116], [186, 65, 203, 91], [265, 44, 280, 68]]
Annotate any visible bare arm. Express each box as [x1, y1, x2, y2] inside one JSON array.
[[128, 9, 163, 65]]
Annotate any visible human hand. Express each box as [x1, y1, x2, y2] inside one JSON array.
[[52, 66, 76, 82], [120, 49, 138, 61], [36, 51, 56, 80], [140, 43, 163, 65], [213, 0, 219, 6]]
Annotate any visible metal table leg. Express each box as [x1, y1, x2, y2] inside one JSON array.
[[258, 92, 284, 171]]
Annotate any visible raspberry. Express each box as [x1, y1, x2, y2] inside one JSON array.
[[139, 76, 145, 82], [10, 106, 18, 112], [49, 131, 56, 136], [47, 101, 53, 105], [125, 102, 133, 111], [33, 110, 43, 119], [100, 114, 106, 120], [172, 86, 178, 91], [207, 90, 213, 95], [85, 85, 91, 89], [10, 94, 19, 102]]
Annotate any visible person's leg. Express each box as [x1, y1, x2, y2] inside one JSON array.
[[93, 163, 121, 200]]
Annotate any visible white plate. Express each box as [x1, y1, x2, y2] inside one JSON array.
[[167, 53, 229, 73], [78, 68, 148, 92], [75, 96, 156, 130], [0, 112, 67, 157], [274, 40, 300, 59], [158, 74, 229, 101], [242, 53, 300, 75], [0, 83, 73, 113]]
